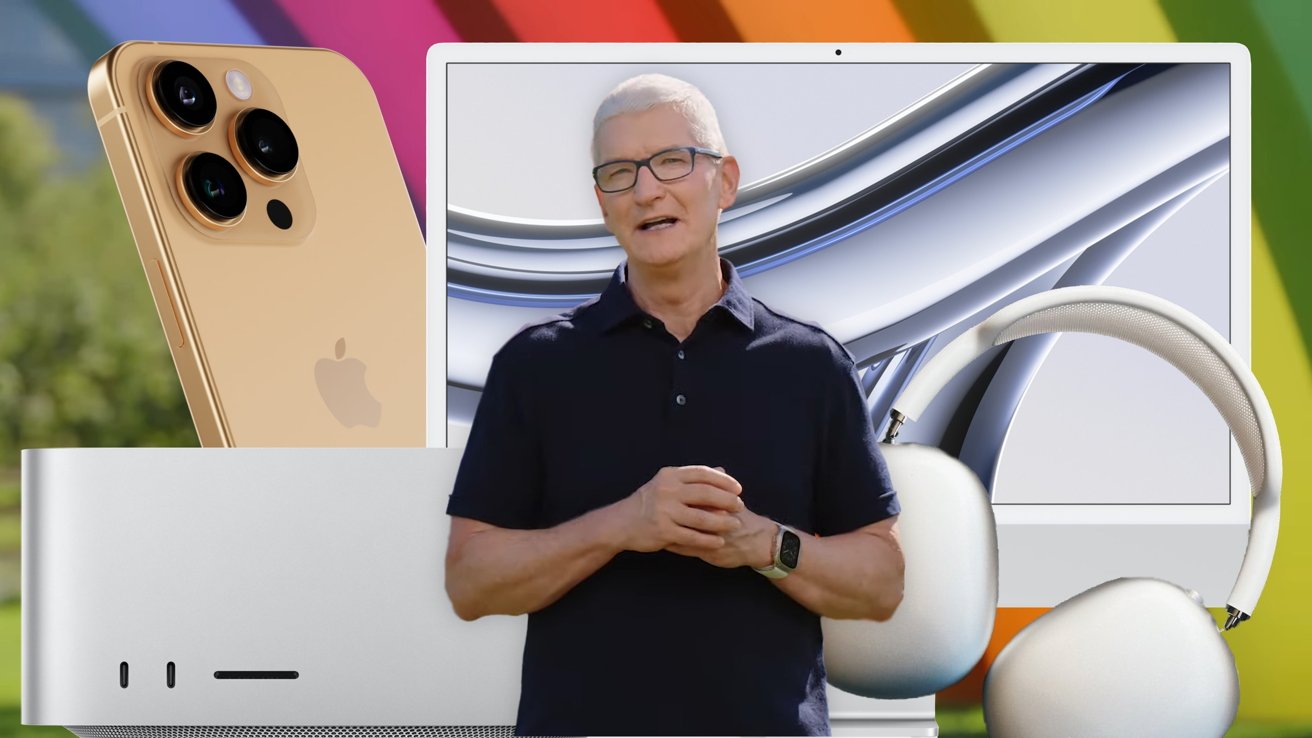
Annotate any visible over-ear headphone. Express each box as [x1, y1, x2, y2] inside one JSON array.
[[822, 286, 1281, 738]]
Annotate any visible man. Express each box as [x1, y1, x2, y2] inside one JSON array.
[[445, 73, 904, 736]]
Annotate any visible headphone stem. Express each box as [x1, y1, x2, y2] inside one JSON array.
[[883, 410, 907, 444], [1223, 606, 1250, 631]]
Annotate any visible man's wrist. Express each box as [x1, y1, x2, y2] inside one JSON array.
[[589, 497, 634, 555], [754, 518, 778, 570], [753, 521, 803, 579]]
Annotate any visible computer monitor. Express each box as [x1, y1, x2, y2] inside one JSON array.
[[427, 41, 1249, 727]]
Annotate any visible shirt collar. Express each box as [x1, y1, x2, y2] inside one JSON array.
[[593, 258, 756, 334]]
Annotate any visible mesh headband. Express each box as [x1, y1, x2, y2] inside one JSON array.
[[889, 286, 1281, 622]]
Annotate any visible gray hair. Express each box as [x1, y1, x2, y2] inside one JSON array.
[[591, 73, 727, 164]]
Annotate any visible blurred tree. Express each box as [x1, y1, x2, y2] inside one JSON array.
[[0, 95, 196, 468]]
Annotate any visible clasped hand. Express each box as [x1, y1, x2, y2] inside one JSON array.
[[621, 465, 774, 569]]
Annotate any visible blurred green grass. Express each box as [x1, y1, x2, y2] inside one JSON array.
[[1, 476, 18, 612], [0, 479, 16, 510]]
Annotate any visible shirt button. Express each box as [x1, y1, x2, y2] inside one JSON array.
[[642, 318, 654, 329], [675, 393, 687, 406], [676, 349, 686, 360]]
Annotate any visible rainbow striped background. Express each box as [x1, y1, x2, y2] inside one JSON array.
[[21, 0, 1312, 721]]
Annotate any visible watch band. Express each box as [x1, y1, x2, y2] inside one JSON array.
[[754, 524, 799, 579]]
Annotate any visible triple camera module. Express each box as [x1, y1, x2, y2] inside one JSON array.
[[151, 60, 298, 229]]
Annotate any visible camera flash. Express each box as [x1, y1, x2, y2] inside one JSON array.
[[225, 69, 252, 100]]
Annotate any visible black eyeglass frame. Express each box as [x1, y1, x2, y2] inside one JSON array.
[[592, 146, 724, 193]]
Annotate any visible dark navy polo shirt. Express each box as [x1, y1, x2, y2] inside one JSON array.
[[448, 259, 900, 736]]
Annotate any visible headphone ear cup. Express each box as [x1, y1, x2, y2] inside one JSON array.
[[823, 443, 997, 698], [983, 578, 1238, 738]]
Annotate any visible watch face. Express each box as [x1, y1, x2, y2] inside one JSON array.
[[779, 529, 801, 569]]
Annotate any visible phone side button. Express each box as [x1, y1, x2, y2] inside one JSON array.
[[149, 259, 187, 350]]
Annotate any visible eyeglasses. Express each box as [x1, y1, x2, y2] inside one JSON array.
[[592, 146, 723, 193]]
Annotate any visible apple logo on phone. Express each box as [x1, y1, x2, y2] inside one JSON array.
[[314, 337, 382, 428]]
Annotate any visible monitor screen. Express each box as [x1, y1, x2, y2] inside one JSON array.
[[430, 46, 1249, 615]]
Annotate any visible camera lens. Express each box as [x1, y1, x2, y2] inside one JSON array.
[[153, 61, 217, 130], [181, 152, 246, 224], [234, 108, 299, 179]]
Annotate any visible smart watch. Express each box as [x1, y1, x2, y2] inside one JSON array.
[[754, 524, 801, 579]]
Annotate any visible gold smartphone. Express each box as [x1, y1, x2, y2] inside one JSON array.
[[89, 42, 425, 447]]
